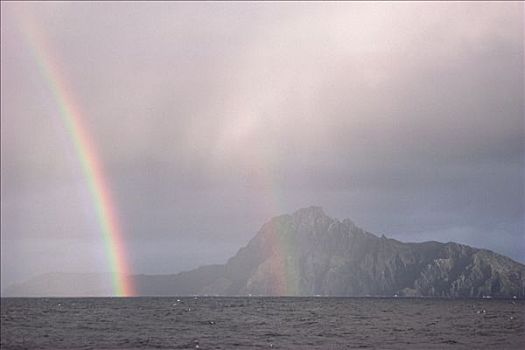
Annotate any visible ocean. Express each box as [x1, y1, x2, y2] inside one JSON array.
[[1, 297, 524, 349]]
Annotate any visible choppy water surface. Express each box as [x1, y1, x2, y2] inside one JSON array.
[[1, 297, 524, 349]]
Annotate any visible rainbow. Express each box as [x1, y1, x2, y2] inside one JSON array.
[[14, 7, 135, 296], [246, 153, 299, 296], [265, 219, 300, 296]]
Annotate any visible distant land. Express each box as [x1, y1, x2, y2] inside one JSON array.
[[3, 207, 525, 298]]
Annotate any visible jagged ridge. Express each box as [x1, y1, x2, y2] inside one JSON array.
[[135, 206, 525, 297], [5, 207, 525, 297]]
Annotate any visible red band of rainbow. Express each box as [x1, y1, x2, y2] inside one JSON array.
[[14, 7, 135, 297]]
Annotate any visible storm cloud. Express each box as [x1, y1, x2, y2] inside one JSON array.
[[1, 2, 523, 287]]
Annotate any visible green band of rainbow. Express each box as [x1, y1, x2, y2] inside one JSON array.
[[15, 8, 135, 297]]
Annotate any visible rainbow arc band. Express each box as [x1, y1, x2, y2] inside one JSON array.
[[16, 9, 135, 297]]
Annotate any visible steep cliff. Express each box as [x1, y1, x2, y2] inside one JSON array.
[[135, 207, 524, 297], [5, 207, 524, 297]]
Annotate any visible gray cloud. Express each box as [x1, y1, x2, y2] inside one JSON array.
[[1, 2, 523, 287]]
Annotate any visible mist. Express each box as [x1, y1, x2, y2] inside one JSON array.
[[1, 2, 523, 288]]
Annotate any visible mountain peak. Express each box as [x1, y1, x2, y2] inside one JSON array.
[[292, 206, 327, 219], [7, 207, 524, 298]]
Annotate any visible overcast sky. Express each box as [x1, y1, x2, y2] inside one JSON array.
[[1, 2, 523, 287]]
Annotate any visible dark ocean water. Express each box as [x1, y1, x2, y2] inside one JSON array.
[[1, 297, 524, 349]]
